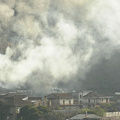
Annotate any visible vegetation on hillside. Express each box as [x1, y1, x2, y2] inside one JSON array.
[[17, 105, 65, 120], [0, 101, 10, 120], [79, 108, 106, 117], [17, 103, 120, 120]]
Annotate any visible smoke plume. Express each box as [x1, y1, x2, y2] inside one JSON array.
[[0, 0, 120, 94]]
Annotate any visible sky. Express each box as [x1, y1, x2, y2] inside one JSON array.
[[0, 0, 120, 94]]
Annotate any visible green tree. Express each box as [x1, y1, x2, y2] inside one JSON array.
[[100, 103, 117, 112], [80, 108, 94, 114], [80, 108, 106, 117], [93, 108, 106, 117], [37, 106, 50, 114], [17, 105, 50, 120], [18, 105, 43, 120], [0, 101, 10, 120]]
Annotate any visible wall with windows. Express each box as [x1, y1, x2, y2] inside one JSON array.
[[60, 99, 74, 105]]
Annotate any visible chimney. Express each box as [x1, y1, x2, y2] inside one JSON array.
[[85, 111, 88, 117]]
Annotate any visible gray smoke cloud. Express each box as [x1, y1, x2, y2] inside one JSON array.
[[0, 0, 120, 94]]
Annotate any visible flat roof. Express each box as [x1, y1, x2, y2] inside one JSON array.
[[68, 114, 101, 120]]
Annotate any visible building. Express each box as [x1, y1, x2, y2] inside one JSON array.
[[103, 112, 120, 120], [16, 88, 32, 97], [78, 91, 111, 108], [28, 97, 42, 107], [114, 92, 120, 103], [28, 96, 50, 107], [67, 114, 102, 120], [49, 87, 64, 94], [0, 93, 31, 120], [47, 93, 74, 109]]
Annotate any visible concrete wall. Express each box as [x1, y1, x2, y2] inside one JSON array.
[[60, 99, 74, 105], [105, 112, 120, 118], [51, 99, 60, 106], [79, 98, 109, 104], [78, 92, 110, 105], [117, 99, 120, 103]]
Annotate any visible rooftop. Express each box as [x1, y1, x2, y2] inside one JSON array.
[[68, 114, 101, 120], [28, 97, 42, 100], [47, 93, 73, 99], [83, 92, 110, 98]]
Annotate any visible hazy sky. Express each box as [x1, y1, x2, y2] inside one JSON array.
[[0, 0, 120, 94]]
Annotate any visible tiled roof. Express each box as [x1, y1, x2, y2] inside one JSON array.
[[83, 92, 107, 98], [2, 93, 27, 98], [28, 97, 42, 100], [68, 114, 101, 120], [0, 94, 31, 107], [14, 97, 31, 107], [47, 93, 73, 99]]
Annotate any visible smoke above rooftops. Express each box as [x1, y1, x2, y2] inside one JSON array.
[[0, 0, 120, 94]]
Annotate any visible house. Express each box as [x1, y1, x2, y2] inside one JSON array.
[[114, 92, 120, 103], [0, 93, 32, 120], [67, 114, 102, 120], [102, 112, 120, 120], [28, 96, 50, 107], [16, 87, 32, 97], [78, 91, 111, 108], [28, 97, 42, 107], [105, 112, 120, 118], [47, 93, 74, 109], [49, 87, 64, 94]]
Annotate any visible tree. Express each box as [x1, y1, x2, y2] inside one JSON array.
[[17, 105, 50, 120], [80, 108, 106, 117], [80, 108, 94, 114], [0, 101, 10, 120], [100, 103, 117, 112], [37, 106, 50, 114], [93, 108, 106, 117]]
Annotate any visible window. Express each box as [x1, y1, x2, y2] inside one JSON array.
[[69, 100, 71, 105], [106, 98, 109, 103], [63, 100, 65, 105], [88, 105, 91, 108], [88, 99, 90, 103], [80, 95, 82, 98]]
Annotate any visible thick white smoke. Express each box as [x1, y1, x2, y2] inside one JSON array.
[[0, 0, 120, 94]]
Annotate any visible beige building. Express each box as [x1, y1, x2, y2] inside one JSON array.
[[47, 93, 74, 108], [78, 91, 111, 108], [28, 96, 50, 107], [28, 97, 42, 107]]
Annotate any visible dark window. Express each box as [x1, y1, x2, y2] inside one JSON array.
[[106, 98, 109, 103], [79, 105, 83, 109], [80, 95, 82, 98], [69, 100, 71, 105], [88, 99, 90, 103], [63, 100, 65, 105], [88, 105, 91, 108]]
